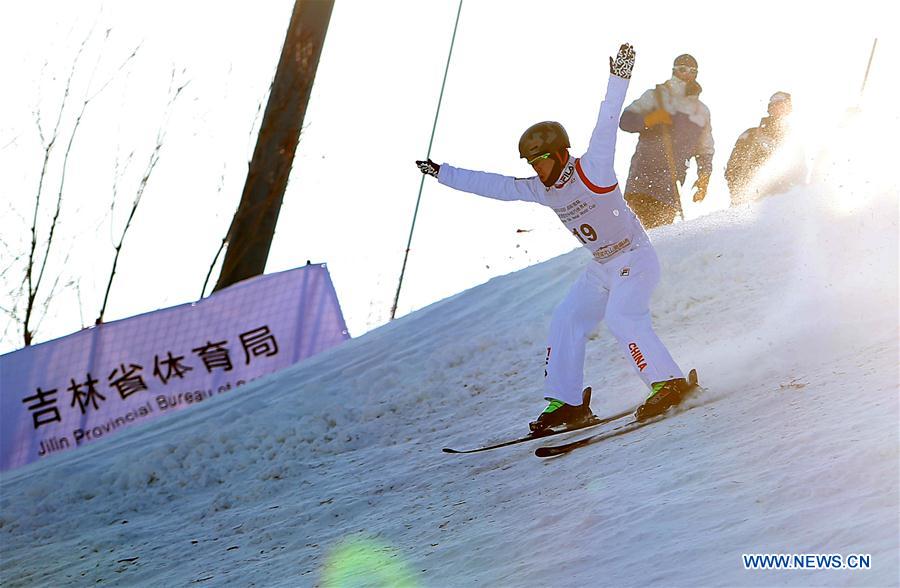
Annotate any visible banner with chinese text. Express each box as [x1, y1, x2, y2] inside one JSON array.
[[0, 264, 349, 472]]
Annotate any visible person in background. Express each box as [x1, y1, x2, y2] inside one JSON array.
[[725, 91, 807, 205], [619, 54, 714, 228], [415, 43, 696, 430]]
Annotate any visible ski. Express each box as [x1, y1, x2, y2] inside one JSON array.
[[535, 370, 707, 458], [534, 414, 659, 457], [442, 406, 636, 455], [534, 395, 713, 457]]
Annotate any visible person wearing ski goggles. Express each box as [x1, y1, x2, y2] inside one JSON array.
[[619, 53, 715, 229], [416, 43, 697, 430]]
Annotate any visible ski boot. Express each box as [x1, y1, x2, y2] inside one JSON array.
[[529, 387, 594, 432], [635, 370, 697, 421]]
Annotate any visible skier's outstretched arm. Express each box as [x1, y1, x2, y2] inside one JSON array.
[[579, 43, 634, 188], [416, 159, 540, 203]]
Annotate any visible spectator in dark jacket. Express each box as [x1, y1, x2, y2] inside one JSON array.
[[725, 91, 807, 205], [620, 54, 714, 229]]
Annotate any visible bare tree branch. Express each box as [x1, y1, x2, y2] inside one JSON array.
[[1, 280, 26, 324], [87, 39, 143, 103], [33, 249, 74, 337], [1, 134, 19, 151], [96, 68, 190, 324], [36, 38, 142, 301], [24, 28, 94, 346], [1, 306, 20, 345], [200, 164, 229, 299], [109, 148, 136, 245], [19, 24, 142, 346], [75, 282, 86, 329]]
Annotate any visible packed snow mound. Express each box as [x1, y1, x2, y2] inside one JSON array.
[[1, 175, 897, 586]]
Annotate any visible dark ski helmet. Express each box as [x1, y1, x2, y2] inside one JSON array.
[[674, 54, 698, 69], [518, 121, 570, 161]]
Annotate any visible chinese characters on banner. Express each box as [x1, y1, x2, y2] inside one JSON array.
[[0, 264, 349, 471]]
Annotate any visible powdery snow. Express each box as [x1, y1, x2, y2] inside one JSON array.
[[1, 168, 898, 585]]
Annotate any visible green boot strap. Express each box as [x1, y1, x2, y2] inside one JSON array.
[[646, 381, 666, 400], [542, 399, 565, 414]]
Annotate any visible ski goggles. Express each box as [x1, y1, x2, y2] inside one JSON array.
[[527, 153, 551, 165]]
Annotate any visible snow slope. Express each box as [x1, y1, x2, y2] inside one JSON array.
[[1, 173, 898, 586]]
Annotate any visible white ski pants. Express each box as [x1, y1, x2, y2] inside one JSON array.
[[544, 245, 683, 406]]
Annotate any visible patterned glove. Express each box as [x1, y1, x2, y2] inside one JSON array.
[[609, 43, 635, 79], [416, 159, 440, 178]]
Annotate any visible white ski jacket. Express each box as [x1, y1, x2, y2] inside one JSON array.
[[437, 74, 650, 264]]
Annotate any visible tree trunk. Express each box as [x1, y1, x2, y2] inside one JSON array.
[[214, 0, 334, 292]]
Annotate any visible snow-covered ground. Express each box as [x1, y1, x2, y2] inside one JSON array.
[[2, 165, 898, 585]]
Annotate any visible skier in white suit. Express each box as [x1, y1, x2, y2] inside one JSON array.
[[416, 43, 693, 430]]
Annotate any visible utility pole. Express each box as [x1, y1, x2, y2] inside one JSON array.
[[214, 0, 334, 292]]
